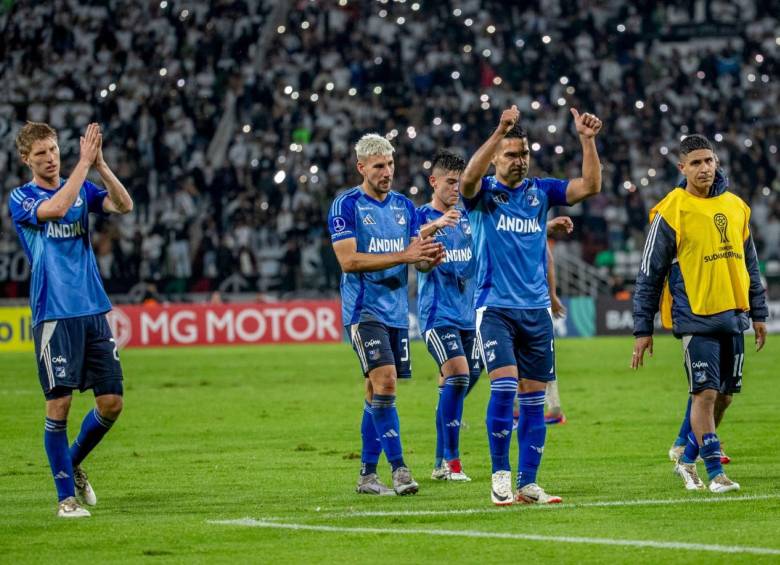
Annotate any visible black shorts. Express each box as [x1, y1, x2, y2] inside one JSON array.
[[33, 314, 124, 400], [425, 326, 483, 379], [682, 333, 744, 395], [348, 321, 411, 378]]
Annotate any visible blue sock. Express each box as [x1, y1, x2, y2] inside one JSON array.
[[360, 401, 381, 476], [486, 377, 517, 473], [372, 394, 405, 470], [70, 408, 115, 467], [674, 397, 692, 447], [516, 391, 547, 488], [700, 433, 723, 480], [434, 386, 444, 468], [466, 370, 480, 397], [680, 432, 700, 464], [44, 418, 75, 502], [442, 374, 469, 461]]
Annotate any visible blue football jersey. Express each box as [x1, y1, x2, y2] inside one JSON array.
[[463, 175, 568, 309], [416, 203, 477, 332], [328, 187, 420, 328], [9, 179, 112, 327]]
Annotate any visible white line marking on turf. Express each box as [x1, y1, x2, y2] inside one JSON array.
[[208, 519, 780, 556], [334, 493, 780, 518]]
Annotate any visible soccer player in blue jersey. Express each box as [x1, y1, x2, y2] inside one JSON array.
[[9, 122, 133, 518], [328, 133, 449, 496], [416, 149, 482, 482], [461, 105, 603, 505]]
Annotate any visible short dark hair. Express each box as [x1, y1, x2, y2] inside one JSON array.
[[504, 123, 528, 140], [430, 149, 466, 174], [679, 134, 713, 156]]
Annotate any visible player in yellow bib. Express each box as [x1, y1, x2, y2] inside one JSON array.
[[631, 135, 767, 493]]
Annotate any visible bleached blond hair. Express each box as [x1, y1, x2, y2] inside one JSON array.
[[354, 133, 394, 161]]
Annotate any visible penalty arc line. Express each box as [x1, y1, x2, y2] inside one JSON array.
[[333, 493, 780, 518], [207, 519, 780, 556]]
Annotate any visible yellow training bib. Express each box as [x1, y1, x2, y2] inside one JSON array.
[[651, 188, 751, 329]]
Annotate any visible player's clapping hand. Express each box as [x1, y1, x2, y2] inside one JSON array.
[[79, 123, 102, 166], [631, 336, 653, 369], [404, 236, 444, 264], [570, 108, 602, 139], [498, 105, 520, 136], [547, 216, 574, 236], [434, 209, 461, 230]]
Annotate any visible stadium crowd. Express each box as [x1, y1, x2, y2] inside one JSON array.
[[1, 0, 778, 299]]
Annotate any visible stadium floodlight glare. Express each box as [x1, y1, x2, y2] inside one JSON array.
[[616, 24, 626, 32], [623, 180, 632, 189], [531, 142, 541, 151], [463, 44, 472, 53], [396, 17, 405, 25], [660, 146, 669, 155], [635, 100, 645, 109], [763, 187, 771, 196], [659, 103, 669, 112], [311, 175, 319, 184], [348, 88, 357, 96], [373, 86, 382, 95], [487, 25, 496, 34], [547, 124, 557, 133], [379, 9, 387, 17], [493, 77, 502, 85], [747, 73, 756, 82], [761, 74, 769, 83], [464, 18, 473, 26], [451, 71, 461, 79], [410, 186, 419, 195], [423, 160, 432, 170], [242, 124, 251, 133], [299, 175, 307, 183], [640, 177, 649, 186], [274, 171, 286, 184], [714, 133, 723, 142], [755, 54, 764, 63], [159, 68, 168, 77], [480, 94, 489, 102], [531, 100, 541, 110], [411, 3, 420, 11], [301, 21, 310, 30], [515, 39, 525, 48], [277, 25, 286, 34], [481, 102, 490, 110], [310, 93, 319, 102], [100, 89, 108, 98], [566, 86, 576, 94], [325, 82, 334, 91], [160, 0, 167, 8], [559, 76, 569, 85], [482, 48, 491, 57], [770, 145, 778, 154], [251, 159, 259, 167], [744, 139, 753, 147], [339, 0, 347, 5], [696, 71, 705, 79], [679, 135, 687, 141], [648, 168, 657, 177], [291, 92, 300, 100], [180, 9, 189, 19], [390, 129, 399, 137], [284, 86, 293, 95], [557, 97, 566, 106], [310, 165, 318, 174], [452, 123, 462, 132], [542, 35, 551, 44], [453, 8, 462, 16], [433, 117, 442, 125], [260, 201, 269, 210], [108, 83, 117, 92], [554, 145, 564, 154], [176, 79, 185, 87]]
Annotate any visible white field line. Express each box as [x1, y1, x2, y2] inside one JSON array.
[[333, 493, 780, 518], [207, 519, 780, 556]]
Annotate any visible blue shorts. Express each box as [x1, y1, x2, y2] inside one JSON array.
[[33, 314, 124, 400], [348, 321, 411, 378], [425, 326, 483, 378], [477, 307, 555, 381], [682, 333, 744, 394]]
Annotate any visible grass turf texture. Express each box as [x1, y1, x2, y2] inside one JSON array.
[[1, 335, 778, 564]]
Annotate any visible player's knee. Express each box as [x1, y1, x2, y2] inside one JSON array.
[[693, 388, 718, 404], [46, 395, 73, 420], [97, 394, 123, 420], [370, 367, 397, 395], [717, 394, 733, 409]]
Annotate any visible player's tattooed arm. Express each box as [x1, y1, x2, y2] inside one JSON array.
[[333, 236, 442, 273], [565, 108, 603, 205], [95, 132, 133, 215], [418, 209, 460, 239], [36, 123, 100, 221], [461, 105, 520, 199]]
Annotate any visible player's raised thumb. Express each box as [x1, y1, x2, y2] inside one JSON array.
[[570, 108, 580, 120]]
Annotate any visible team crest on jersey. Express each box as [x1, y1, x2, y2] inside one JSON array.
[[363, 214, 376, 225], [492, 193, 509, 205], [22, 197, 36, 212], [395, 212, 406, 225], [460, 218, 472, 234], [74, 196, 83, 207], [526, 189, 540, 207]]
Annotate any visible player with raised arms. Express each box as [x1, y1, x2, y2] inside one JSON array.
[[328, 133, 449, 496], [461, 105, 603, 505], [9, 121, 134, 517], [632, 134, 767, 492]]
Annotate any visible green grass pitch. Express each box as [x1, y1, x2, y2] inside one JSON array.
[[1, 336, 779, 563]]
